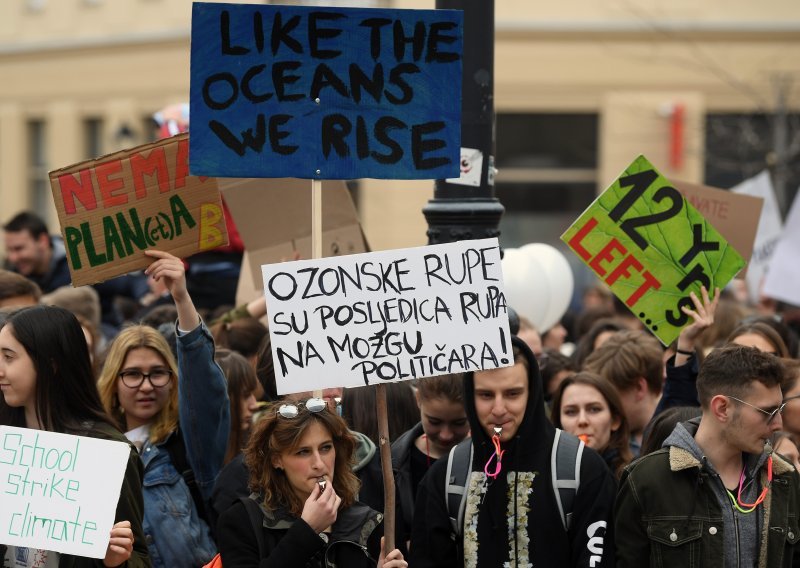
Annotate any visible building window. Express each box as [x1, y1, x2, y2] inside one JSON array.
[[84, 117, 104, 159], [495, 113, 599, 246], [705, 112, 800, 210], [27, 119, 49, 214]]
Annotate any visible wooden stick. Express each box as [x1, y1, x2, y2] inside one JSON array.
[[376, 383, 396, 552], [312, 178, 323, 400]]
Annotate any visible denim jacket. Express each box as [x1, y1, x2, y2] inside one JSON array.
[[140, 321, 230, 568]]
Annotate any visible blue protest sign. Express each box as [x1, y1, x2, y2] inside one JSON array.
[[190, 2, 463, 180]]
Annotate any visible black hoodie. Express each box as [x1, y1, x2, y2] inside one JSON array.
[[409, 337, 617, 568]]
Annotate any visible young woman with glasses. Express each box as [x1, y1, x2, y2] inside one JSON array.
[[0, 305, 149, 567], [97, 250, 230, 568], [217, 398, 407, 568]]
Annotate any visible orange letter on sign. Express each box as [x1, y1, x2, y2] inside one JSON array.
[[96, 160, 128, 208], [59, 170, 97, 215], [568, 217, 598, 261], [198, 203, 225, 250], [589, 239, 626, 277], [625, 271, 660, 307], [605, 254, 643, 286]]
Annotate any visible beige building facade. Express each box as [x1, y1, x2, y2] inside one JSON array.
[[1, 0, 798, 253]]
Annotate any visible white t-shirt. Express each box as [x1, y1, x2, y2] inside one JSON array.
[[4, 546, 59, 568], [124, 424, 151, 452]]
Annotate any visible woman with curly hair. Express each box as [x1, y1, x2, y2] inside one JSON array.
[[217, 398, 406, 568]]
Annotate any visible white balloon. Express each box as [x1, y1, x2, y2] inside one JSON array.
[[501, 248, 549, 330], [520, 243, 574, 332]]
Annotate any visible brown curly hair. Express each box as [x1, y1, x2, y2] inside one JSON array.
[[245, 401, 361, 517]]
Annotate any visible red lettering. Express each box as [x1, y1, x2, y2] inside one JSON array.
[[174, 137, 189, 189], [59, 170, 97, 215], [589, 239, 626, 277], [626, 271, 660, 307], [96, 160, 128, 208], [130, 147, 170, 198], [568, 217, 598, 261], [605, 254, 643, 286], [718, 201, 729, 220]]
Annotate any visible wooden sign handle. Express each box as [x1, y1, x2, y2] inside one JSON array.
[[376, 383, 396, 552]]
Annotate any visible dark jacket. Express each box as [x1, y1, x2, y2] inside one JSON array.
[[217, 496, 383, 568], [615, 421, 800, 568], [409, 337, 617, 568], [0, 422, 151, 567]]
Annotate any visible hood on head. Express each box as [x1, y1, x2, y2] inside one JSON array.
[[463, 335, 554, 467]]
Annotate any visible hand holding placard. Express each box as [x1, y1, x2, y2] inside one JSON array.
[[561, 155, 745, 346], [0, 427, 130, 559]]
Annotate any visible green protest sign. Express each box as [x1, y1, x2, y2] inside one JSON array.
[[561, 155, 745, 346]]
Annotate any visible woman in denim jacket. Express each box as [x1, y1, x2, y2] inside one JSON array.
[[97, 250, 230, 568]]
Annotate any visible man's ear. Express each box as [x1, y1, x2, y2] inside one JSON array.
[[35, 232, 50, 247], [709, 395, 732, 422], [636, 377, 649, 401]]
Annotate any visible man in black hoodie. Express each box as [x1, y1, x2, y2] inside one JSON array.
[[410, 336, 617, 567]]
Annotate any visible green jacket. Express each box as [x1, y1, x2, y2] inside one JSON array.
[[615, 444, 800, 568]]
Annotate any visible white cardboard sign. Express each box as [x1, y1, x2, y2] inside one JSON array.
[[762, 187, 800, 305], [262, 238, 511, 394], [0, 427, 130, 559]]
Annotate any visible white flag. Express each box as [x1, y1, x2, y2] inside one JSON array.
[[732, 171, 783, 303], [762, 187, 800, 305]]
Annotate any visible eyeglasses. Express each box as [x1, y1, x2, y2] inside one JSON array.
[[277, 397, 329, 419], [118, 368, 173, 389], [726, 395, 786, 424], [784, 394, 800, 405]]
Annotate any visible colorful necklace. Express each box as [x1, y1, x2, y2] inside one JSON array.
[[725, 455, 773, 514]]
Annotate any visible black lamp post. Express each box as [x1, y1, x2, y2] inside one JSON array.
[[423, 0, 503, 245]]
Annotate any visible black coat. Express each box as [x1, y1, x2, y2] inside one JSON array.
[[217, 497, 382, 568]]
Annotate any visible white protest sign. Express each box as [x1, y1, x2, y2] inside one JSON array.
[[732, 171, 783, 303], [762, 187, 800, 305], [0, 427, 130, 558], [262, 238, 511, 394]]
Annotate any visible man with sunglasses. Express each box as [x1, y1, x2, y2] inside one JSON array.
[[616, 344, 800, 567]]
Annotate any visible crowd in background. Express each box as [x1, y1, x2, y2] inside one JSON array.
[[3, 209, 800, 567]]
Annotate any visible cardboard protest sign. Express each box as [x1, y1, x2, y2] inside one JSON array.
[[561, 155, 745, 346], [190, 2, 463, 180], [0, 427, 130, 558], [220, 177, 370, 305], [262, 238, 510, 394], [49, 133, 228, 287], [673, 179, 763, 271]]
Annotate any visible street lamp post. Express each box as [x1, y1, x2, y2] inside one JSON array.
[[423, 0, 504, 245]]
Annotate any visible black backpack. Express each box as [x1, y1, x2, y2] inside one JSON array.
[[445, 429, 584, 535]]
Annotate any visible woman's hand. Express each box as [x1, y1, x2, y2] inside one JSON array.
[[378, 537, 408, 568], [144, 249, 199, 332], [300, 480, 341, 534], [675, 285, 719, 365], [103, 520, 134, 567]]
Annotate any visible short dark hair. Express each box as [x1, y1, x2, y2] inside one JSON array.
[[3, 211, 50, 242], [0, 269, 42, 302], [697, 345, 785, 407], [583, 330, 664, 395]]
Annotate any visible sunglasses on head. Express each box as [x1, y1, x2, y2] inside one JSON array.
[[277, 397, 330, 419]]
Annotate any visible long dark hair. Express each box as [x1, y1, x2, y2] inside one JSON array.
[[216, 348, 258, 464], [0, 305, 115, 433], [550, 371, 633, 478]]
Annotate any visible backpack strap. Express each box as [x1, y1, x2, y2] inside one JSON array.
[[551, 429, 584, 532], [162, 426, 210, 527], [445, 439, 473, 537], [240, 496, 266, 559]]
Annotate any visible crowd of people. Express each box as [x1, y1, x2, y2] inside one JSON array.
[[3, 210, 800, 567]]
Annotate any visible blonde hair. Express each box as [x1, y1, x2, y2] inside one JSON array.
[[97, 325, 179, 444]]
